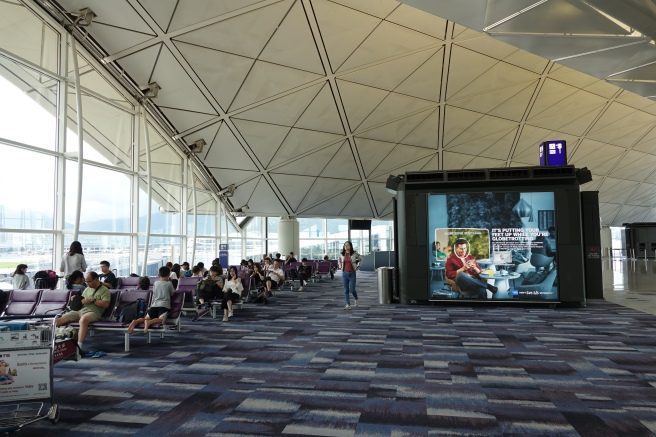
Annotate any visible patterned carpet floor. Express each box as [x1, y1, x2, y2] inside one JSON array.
[[14, 272, 656, 436]]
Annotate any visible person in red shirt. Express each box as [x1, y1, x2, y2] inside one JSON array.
[[445, 238, 497, 298], [338, 241, 362, 310]]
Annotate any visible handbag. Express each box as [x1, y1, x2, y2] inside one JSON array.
[[69, 294, 84, 311]]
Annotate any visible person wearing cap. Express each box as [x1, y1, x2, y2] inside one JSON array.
[[180, 262, 192, 277]]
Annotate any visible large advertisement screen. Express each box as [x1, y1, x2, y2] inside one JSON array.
[[428, 192, 558, 301]]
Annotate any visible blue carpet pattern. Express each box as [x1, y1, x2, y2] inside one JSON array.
[[17, 272, 656, 436]]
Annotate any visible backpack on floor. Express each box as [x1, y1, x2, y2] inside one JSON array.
[[33, 270, 59, 289], [195, 278, 217, 301], [117, 298, 147, 323]]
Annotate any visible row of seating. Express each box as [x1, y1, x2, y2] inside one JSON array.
[[0, 288, 71, 317], [0, 288, 183, 352], [76, 288, 184, 352]]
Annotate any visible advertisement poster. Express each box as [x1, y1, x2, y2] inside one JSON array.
[[0, 349, 51, 400], [428, 192, 558, 301]]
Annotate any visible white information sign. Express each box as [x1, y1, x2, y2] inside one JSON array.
[[0, 330, 43, 349], [0, 348, 51, 400]]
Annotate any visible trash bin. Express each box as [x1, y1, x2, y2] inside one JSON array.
[[377, 267, 393, 304]]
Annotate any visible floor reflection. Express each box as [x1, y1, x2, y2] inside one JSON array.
[[602, 257, 656, 315]]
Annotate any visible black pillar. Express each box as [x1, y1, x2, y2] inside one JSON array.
[[581, 191, 603, 299]]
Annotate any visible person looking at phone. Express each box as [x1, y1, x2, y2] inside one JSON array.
[[445, 238, 497, 298]]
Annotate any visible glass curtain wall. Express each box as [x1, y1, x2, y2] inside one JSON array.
[[0, 1, 237, 286]]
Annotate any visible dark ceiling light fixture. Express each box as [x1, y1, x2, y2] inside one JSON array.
[[141, 81, 161, 99], [386, 175, 403, 195], [233, 205, 249, 217], [217, 184, 235, 198], [188, 139, 206, 154], [68, 7, 96, 27]]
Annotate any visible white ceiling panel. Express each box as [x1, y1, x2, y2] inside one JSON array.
[[294, 84, 345, 134], [338, 20, 438, 72], [336, 80, 390, 131], [150, 46, 216, 114], [312, 0, 382, 72], [171, 0, 291, 58], [339, 48, 437, 93], [270, 173, 316, 211], [340, 185, 373, 218], [387, 3, 448, 40], [115, 44, 162, 86], [368, 182, 394, 216], [229, 60, 323, 110], [234, 83, 324, 126], [167, 0, 266, 33], [568, 139, 626, 175], [232, 119, 291, 169], [136, 0, 177, 33], [319, 141, 360, 180], [298, 178, 360, 211], [203, 123, 257, 171], [626, 183, 656, 207], [174, 41, 255, 110], [301, 184, 360, 216], [271, 140, 343, 176], [268, 128, 344, 168], [258, 1, 324, 75]]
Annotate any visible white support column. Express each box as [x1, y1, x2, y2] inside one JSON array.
[[70, 37, 84, 241], [131, 104, 141, 274], [601, 225, 612, 258], [189, 161, 197, 266], [181, 154, 189, 263], [54, 33, 70, 273], [278, 217, 299, 257], [140, 106, 152, 276]]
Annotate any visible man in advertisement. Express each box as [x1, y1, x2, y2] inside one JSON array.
[[445, 238, 498, 298]]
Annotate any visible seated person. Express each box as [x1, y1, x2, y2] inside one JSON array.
[[180, 261, 192, 277], [297, 258, 313, 291], [66, 270, 86, 291], [137, 276, 150, 290], [263, 257, 273, 273], [274, 253, 284, 264], [248, 263, 267, 302], [98, 260, 118, 289], [56, 272, 111, 353], [222, 266, 244, 322], [265, 260, 284, 298], [128, 266, 175, 334], [323, 255, 335, 279], [285, 252, 297, 265], [197, 265, 224, 308], [445, 238, 498, 298]]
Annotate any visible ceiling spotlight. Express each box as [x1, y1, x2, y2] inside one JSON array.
[[218, 184, 235, 197], [140, 82, 161, 99], [386, 175, 403, 195], [69, 7, 96, 27], [188, 139, 206, 154], [233, 205, 249, 216]]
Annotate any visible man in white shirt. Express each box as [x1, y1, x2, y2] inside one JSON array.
[[265, 260, 284, 300]]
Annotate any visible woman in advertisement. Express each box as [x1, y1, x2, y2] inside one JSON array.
[[338, 241, 362, 310]]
